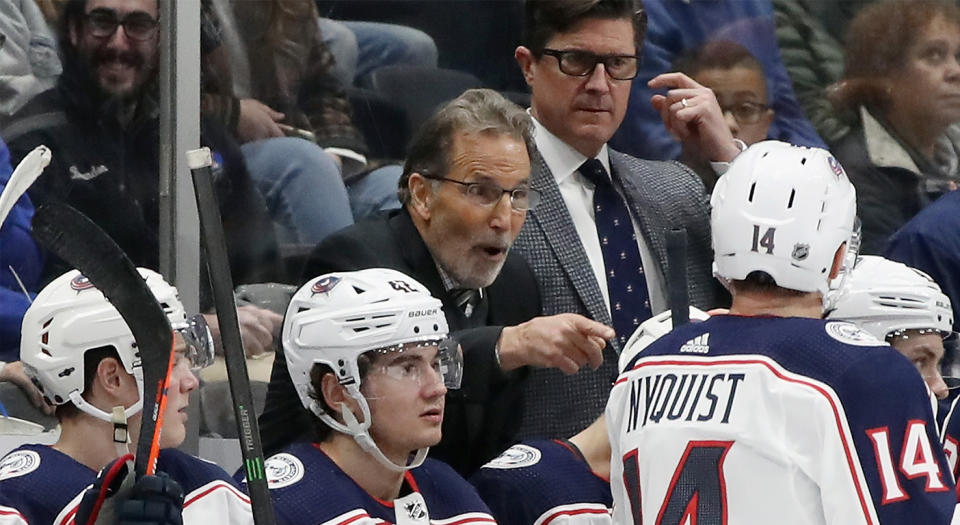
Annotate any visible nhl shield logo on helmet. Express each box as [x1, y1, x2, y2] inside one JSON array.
[[791, 243, 810, 261]]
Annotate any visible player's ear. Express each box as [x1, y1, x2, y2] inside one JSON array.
[[828, 242, 847, 280], [320, 372, 351, 420], [92, 357, 136, 404]]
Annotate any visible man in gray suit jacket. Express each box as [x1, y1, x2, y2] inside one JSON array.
[[512, 0, 739, 438]]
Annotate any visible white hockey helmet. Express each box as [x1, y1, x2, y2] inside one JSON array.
[[282, 268, 460, 471], [619, 307, 711, 373], [711, 141, 858, 304], [20, 268, 212, 423], [828, 256, 953, 340]]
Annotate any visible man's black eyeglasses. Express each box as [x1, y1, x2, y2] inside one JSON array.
[[541, 49, 641, 81], [84, 8, 159, 42], [424, 175, 541, 211]]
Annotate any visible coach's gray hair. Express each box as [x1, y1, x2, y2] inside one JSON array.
[[399, 88, 536, 205]]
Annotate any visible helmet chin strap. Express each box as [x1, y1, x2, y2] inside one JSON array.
[[69, 390, 142, 426], [68, 389, 142, 459], [308, 389, 428, 472]]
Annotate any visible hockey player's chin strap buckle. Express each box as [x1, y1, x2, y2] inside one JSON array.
[[111, 405, 134, 459], [67, 391, 141, 458], [111, 405, 128, 443]]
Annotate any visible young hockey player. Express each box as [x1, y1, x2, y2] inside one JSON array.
[[245, 268, 494, 525], [606, 141, 956, 524], [828, 255, 957, 400], [0, 269, 252, 524]]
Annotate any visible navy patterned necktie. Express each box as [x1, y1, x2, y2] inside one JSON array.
[[578, 158, 652, 346]]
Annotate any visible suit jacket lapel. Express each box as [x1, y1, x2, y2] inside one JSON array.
[[529, 153, 612, 328], [611, 151, 670, 280]]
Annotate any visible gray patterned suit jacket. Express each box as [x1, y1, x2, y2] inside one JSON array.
[[513, 148, 727, 439]]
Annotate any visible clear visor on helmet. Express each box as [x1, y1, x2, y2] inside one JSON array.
[[888, 328, 960, 395], [365, 337, 463, 390], [940, 331, 960, 390], [174, 314, 215, 371]]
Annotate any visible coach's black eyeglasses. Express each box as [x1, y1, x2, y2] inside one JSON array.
[[541, 49, 641, 80], [424, 175, 541, 211]]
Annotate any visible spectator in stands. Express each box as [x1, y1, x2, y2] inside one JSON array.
[[0, 0, 62, 127], [201, 0, 401, 243], [676, 39, 775, 191], [609, 0, 825, 161], [829, 0, 960, 255], [316, 15, 437, 88], [1, 0, 284, 356], [511, 0, 730, 440], [0, 268, 252, 524], [771, 0, 871, 146], [259, 89, 615, 476], [246, 269, 494, 524]]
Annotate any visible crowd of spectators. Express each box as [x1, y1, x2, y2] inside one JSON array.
[[1, 0, 960, 521]]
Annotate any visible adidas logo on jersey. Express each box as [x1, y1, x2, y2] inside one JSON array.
[[680, 333, 710, 354]]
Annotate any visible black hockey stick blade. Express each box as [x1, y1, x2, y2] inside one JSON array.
[[32, 202, 174, 479], [667, 228, 690, 327], [187, 148, 275, 525]]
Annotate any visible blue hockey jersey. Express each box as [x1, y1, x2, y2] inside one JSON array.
[[471, 439, 612, 525], [608, 315, 956, 524], [241, 442, 495, 525], [938, 391, 960, 501], [0, 444, 251, 524]]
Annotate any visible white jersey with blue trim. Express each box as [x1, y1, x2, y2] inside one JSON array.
[[607, 315, 956, 525], [0, 444, 252, 525], [239, 442, 494, 525], [471, 439, 611, 525]]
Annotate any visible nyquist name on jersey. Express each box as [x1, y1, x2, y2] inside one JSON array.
[[625, 372, 745, 432]]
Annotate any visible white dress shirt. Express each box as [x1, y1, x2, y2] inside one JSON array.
[[530, 115, 667, 317]]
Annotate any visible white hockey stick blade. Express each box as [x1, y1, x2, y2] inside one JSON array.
[[0, 145, 51, 230]]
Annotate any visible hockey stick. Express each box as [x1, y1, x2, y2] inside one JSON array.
[[666, 228, 690, 327], [31, 202, 175, 479], [0, 145, 51, 230], [187, 148, 275, 525]]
